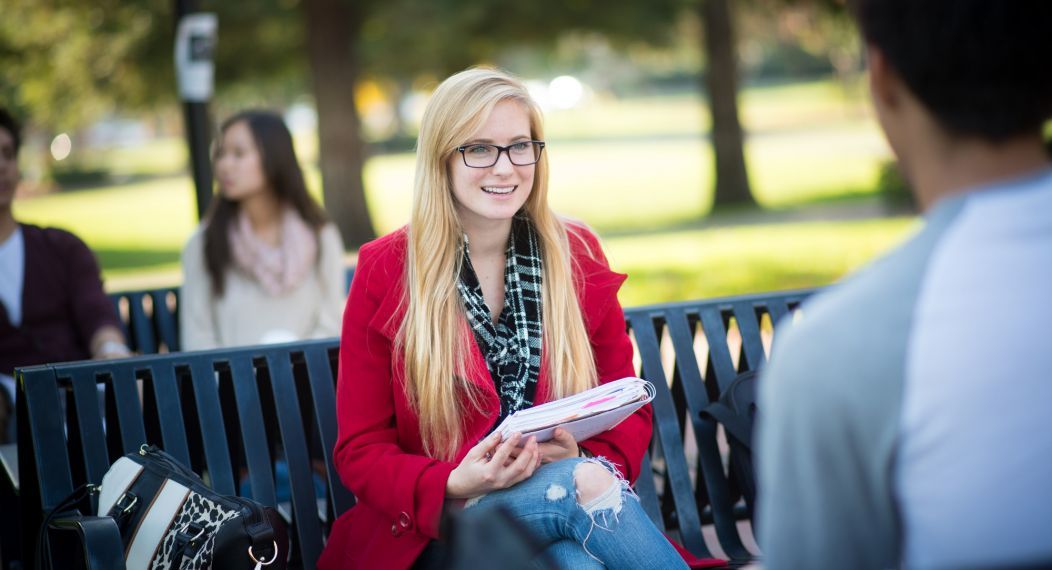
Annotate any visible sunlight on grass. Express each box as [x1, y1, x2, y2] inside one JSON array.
[[14, 177, 198, 251], [608, 217, 919, 306], [749, 124, 888, 206]]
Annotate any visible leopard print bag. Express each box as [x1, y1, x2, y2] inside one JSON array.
[[92, 444, 288, 570]]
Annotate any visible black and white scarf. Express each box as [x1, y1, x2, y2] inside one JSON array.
[[458, 215, 544, 425]]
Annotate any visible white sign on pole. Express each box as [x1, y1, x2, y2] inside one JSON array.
[[174, 13, 217, 102]]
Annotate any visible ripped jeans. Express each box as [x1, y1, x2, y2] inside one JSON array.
[[463, 457, 687, 569]]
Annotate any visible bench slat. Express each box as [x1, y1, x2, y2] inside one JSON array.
[[303, 345, 356, 517], [187, 359, 236, 495], [698, 308, 739, 393], [107, 365, 148, 452], [266, 351, 325, 568], [229, 355, 279, 508], [666, 309, 751, 561], [128, 292, 157, 355], [148, 364, 191, 465], [67, 369, 112, 490], [150, 289, 180, 353], [19, 368, 74, 508], [731, 302, 766, 373], [628, 312, 711, 558]]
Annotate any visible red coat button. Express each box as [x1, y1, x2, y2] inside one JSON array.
[[398, 512, 412, 528]]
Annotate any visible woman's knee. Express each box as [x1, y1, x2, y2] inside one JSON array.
[[573, 461, 618, 505]]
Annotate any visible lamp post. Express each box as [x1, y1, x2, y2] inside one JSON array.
[[174, 2, 216, 220]]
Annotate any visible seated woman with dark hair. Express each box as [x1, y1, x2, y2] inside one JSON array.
[[180, 110, 346, 350]]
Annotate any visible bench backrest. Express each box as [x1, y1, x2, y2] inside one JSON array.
[[624, 288, 814, 562], [109, 267, 356, 355], [18, 287, 816, 567], [16, 339, 348, 568]]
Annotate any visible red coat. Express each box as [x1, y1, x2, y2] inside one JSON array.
[[318, 224, 652, 570]]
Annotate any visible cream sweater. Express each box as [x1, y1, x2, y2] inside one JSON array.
[[179, 223, 346, 351]]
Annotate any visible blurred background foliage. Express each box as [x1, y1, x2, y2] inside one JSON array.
[[2, 0, 924, 304]]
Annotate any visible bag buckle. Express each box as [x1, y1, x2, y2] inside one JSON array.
[[114, 493, 139, 514], [180, 522, 207, 544], [248, 540, 279, 567]]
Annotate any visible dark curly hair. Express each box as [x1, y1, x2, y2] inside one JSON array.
[[853, 0, 1052, 142]]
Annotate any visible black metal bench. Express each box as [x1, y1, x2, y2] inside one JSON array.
[[108, 267, 357, 355], [625, 288, 812, 564], [9, 288, 814, 569], [14, 339, 347, 569]]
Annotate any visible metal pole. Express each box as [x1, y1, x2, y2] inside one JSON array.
[[174, 0, 214, 220], [183, 101, 213, 220]]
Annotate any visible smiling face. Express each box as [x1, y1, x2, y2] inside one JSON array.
[[449, 99, 535, 234], [214, 120, 269, 202]]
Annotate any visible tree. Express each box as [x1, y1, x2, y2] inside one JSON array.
[[210, 0, 380, 248], [303, 0, 376, 248], [0, 0, 173, 129], [700, 0, 754, 207]]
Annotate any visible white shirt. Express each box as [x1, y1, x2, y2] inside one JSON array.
[[0, 226, 24, 327]]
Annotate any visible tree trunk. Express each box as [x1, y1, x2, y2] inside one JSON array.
[[303, 0, 376, 249], [701, 0, 754, 208]]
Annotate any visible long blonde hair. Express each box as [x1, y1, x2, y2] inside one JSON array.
[[399, 67, 599, 460]]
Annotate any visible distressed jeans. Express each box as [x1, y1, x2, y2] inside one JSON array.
[[463, 457, 687, 569]]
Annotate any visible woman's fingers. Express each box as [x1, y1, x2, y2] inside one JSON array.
[[469, 430, 503, 462], [506, 437, 539, 484], [552, 427, 574, 444], [490, 432, 520, 467], [535, 428, 578, 463]]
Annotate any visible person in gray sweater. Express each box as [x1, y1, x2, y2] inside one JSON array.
[[756, 1, 1052, 568]]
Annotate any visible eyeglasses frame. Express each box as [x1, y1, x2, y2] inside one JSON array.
[[455, 140, 546, 168]]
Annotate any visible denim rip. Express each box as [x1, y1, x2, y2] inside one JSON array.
[[570, 456, 639, 563], [462, 456, 640, 564]]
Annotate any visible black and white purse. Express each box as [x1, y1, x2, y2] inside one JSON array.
[[40, 444, 288, 570]]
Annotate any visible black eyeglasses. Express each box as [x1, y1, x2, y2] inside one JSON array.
[[455, 140, 546, 168]]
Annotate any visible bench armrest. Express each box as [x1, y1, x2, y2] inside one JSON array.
[[42, 514, 125, 570]]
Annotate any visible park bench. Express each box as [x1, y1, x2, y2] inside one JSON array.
[[6, 288, 814, 569], [108, 267, 357, 355]]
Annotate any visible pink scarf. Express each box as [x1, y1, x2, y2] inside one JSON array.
[[228, 208, 318, 296]]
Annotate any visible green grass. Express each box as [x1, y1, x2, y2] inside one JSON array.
[[13, 77, 909, 300], [361, 124, 888, 236], [606, 217, 918, 306]]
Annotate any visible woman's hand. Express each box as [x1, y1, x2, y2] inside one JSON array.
[[536, 428, 579, 464], [446, 431, 541, 499]]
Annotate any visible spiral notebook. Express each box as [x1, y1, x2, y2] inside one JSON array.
[[495, 377, 655, 443]]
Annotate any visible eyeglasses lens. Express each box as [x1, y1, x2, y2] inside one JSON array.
[[463, 142, 542, 168]]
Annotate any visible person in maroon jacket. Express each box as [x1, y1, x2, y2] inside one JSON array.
[[318, 69, 687, 569], [0, 107, 129, 442]]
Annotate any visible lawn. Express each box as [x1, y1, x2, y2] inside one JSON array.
[[607, 217, 917, 306], [13, 77, 911, 303]]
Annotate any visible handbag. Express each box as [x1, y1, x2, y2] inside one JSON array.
[[39, 444, 288, 570]]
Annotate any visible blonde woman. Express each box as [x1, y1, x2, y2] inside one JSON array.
[[320, 69, 686, 569]]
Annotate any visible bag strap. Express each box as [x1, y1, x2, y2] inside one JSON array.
[[36, 483, 100, 570], [702, 401, 753, 448]]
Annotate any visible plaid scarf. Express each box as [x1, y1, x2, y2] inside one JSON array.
[[458, 215, 544, 425]]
